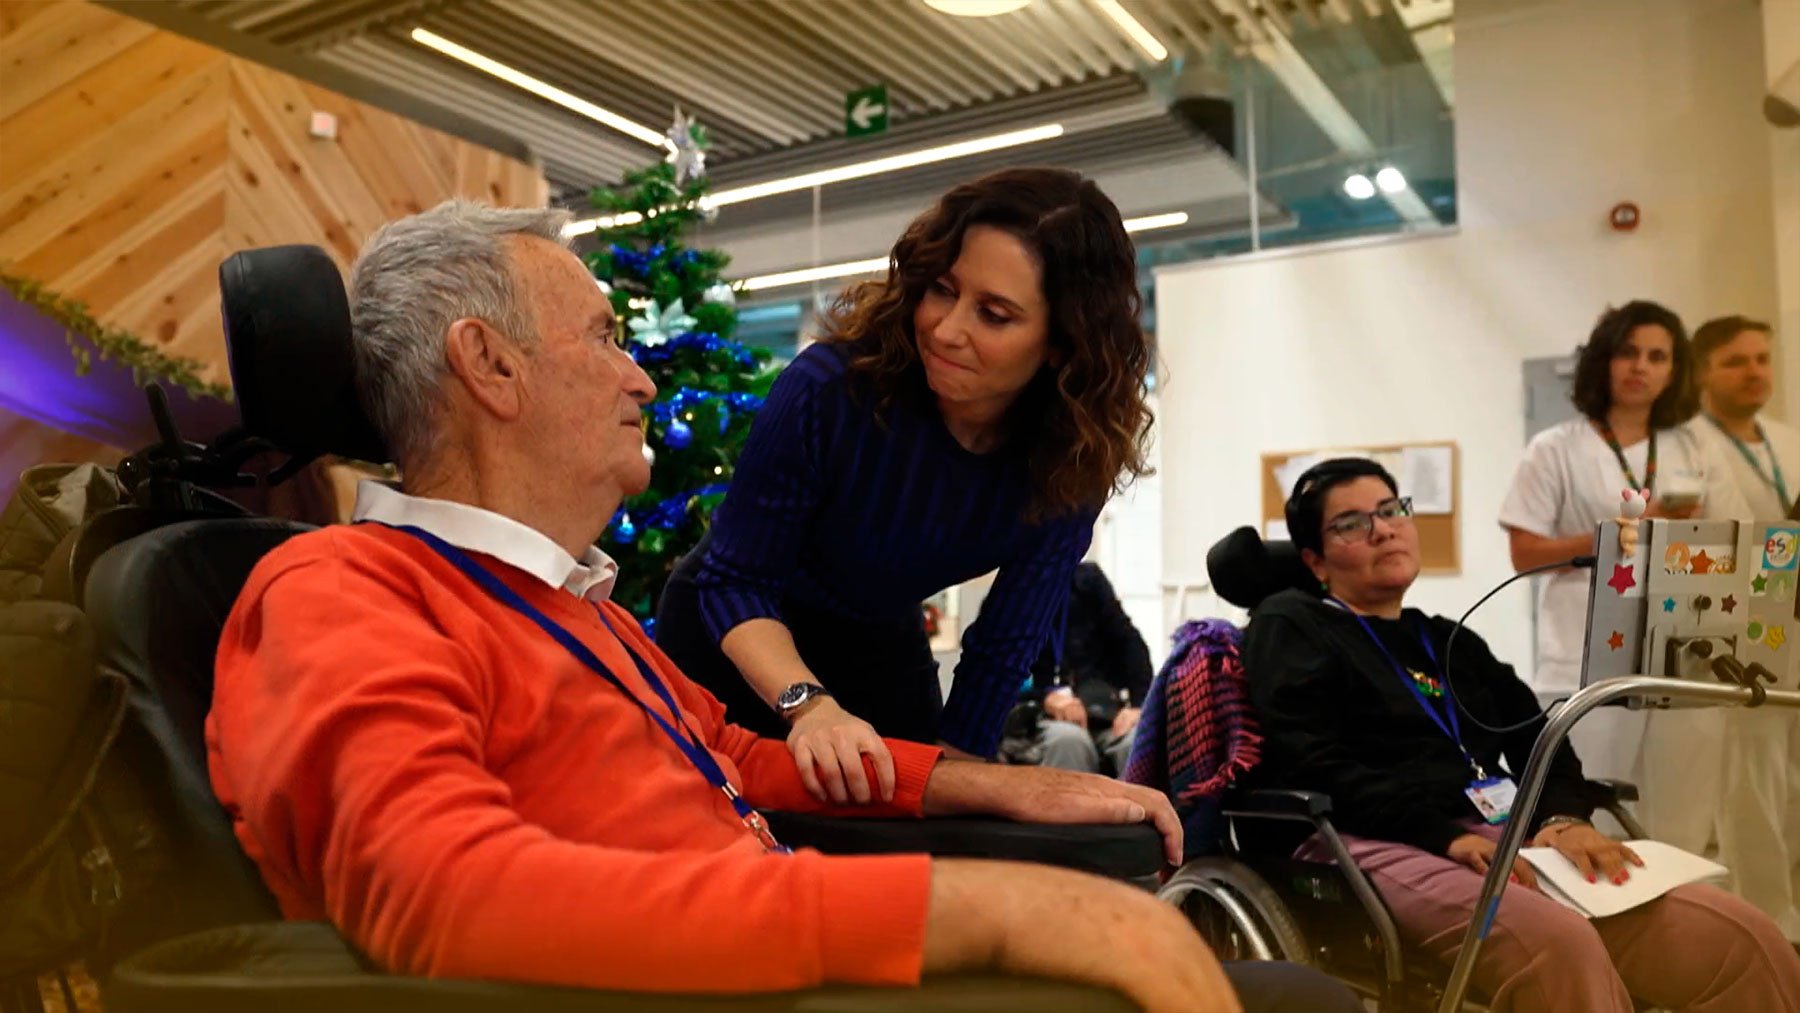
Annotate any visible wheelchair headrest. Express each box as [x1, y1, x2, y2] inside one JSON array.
[[1206, 525, 1320, 610], [220, 245, 389, 465]]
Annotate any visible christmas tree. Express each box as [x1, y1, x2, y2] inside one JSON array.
[[585, 114, 779, 624]]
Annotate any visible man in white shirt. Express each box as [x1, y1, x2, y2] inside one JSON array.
[[1688, 318, 1798, 519], [1684, 315, 1800, 941]]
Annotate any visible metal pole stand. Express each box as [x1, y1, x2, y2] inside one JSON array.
[[1436, 676, 1800, 1013]]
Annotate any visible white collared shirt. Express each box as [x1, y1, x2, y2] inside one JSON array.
[[351, 480, 619, 603], [1685, 414, 1800, 521]]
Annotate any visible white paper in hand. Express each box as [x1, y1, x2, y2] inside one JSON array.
[[1521, 840, 1727, 919]]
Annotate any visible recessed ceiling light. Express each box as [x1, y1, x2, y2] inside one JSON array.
[[923, 0, 1033, 16]]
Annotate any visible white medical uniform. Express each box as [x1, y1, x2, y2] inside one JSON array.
[[1499, 419, 1751, 870], [1686, 414, 1800, 939]]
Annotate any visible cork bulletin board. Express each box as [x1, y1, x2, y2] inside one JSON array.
[[1260, 441, 1462, 575]]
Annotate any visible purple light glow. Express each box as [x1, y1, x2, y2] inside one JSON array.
[[0, 287, 238, 452]]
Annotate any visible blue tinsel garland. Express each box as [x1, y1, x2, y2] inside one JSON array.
[[631, 331, 759, 369], [609, 242, 666, 277], [608, 481, 732, 540]]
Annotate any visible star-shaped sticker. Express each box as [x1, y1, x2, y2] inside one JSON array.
[[1722, 595, 1737, 614], [1662, 597, 1677, 613], [1690, 549, 1713, 574], [1607, 564, 1637, 595], [1607, 630, 1625, 651], [1769, 625, 1787, 650], [1752, 573, 1769, 594]]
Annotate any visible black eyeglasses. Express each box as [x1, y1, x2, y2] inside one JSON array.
[[1323, 496, 1414, 543]]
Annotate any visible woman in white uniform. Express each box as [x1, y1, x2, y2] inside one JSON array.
[[1499, 301, 1751, 854]]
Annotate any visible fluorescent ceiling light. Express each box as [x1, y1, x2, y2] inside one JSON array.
[[1375, 166, 1408, 194], [737, 211, 1189, 293], [565, 211, 642, 238], [923, 0, 1033, 15], [1122, 211, 1188, 232], [710, 124, 1063, 206], [1092, 0, 1169, 62], [740, 258, 890, 293], [565, 123, 1065, 237], [410, 28, 664, 148], [1343, 173, 1375, 200]]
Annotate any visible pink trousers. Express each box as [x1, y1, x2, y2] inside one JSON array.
[[1298, 824, 1800, 1011]]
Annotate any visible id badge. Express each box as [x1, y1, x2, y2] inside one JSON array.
[[1464, 777, 1517, 824]]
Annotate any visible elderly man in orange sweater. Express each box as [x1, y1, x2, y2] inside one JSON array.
[[206, 201, 1357, 1013]]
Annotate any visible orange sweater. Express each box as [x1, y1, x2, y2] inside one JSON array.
[[206, 523, 943, 993]]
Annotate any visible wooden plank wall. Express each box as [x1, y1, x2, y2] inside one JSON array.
[[0, 1, 545, 492], [2, 0, 547, 383]]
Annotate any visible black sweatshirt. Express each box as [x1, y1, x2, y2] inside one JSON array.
[[1241, 589, 1594, 856], [1028, 562, 1155, 727]]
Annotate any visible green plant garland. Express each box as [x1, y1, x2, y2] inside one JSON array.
[[0, 270, 233, 402]]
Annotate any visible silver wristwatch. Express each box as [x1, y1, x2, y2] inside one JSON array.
[[775, 682, 832, 721], [1538, 815, 1589, 834]]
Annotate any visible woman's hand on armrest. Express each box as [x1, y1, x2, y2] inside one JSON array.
[[920, 762, 1182, 866]]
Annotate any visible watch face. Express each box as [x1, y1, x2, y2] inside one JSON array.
[[779, 683, 827, 712]]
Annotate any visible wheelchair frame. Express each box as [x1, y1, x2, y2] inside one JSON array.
[[1436, 675, 1800, 1013], [1158, 778, 1645, 1012]]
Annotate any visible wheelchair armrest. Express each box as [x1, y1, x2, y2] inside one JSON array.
[[1587, 778, 1638, 803], [105, 922, 1136, 1012], [1222, 789, 1333, 821], [761, 812, 1165, 881]]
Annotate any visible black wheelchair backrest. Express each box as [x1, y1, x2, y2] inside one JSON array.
[[1205, 525, 1319, 611], [83, 517, 314, 954]]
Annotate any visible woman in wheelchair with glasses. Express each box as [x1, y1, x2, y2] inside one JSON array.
[[1241, 457, 1800, 1013]]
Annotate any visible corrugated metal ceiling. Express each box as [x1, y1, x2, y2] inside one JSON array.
[[153, 0, 1429, 200]]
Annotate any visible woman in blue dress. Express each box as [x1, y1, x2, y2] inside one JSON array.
[[656, 167, 1154, 804]]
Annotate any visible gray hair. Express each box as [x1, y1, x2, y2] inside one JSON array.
[[347, 199, 573, 466]]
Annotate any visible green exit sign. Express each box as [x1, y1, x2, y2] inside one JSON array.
[[845, 84, 888, 138]]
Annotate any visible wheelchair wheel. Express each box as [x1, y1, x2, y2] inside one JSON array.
[[1158, 858, 1311, 965]]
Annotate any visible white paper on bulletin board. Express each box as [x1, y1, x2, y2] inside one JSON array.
[[1263, 518, 1290, 542], [1402, 445, 1455, 515], [1273, 454, 1322, 501]]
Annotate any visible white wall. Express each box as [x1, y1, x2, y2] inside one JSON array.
[[1767, 0, 1800, 426], [1090, 394, 1166, 655], [1154, 0, 1782, 677]]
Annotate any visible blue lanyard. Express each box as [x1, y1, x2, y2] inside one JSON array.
[[1331, 599, 1487, 780], [386, 523, 790, 854], [1709, 416, 1791, 508]]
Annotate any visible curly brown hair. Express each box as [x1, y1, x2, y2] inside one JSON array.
[[1569, 300, 1698, 429], [817, 167, 1153, 519]]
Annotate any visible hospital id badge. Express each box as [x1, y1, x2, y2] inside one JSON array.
[[1465, 777, 1517, 824]]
